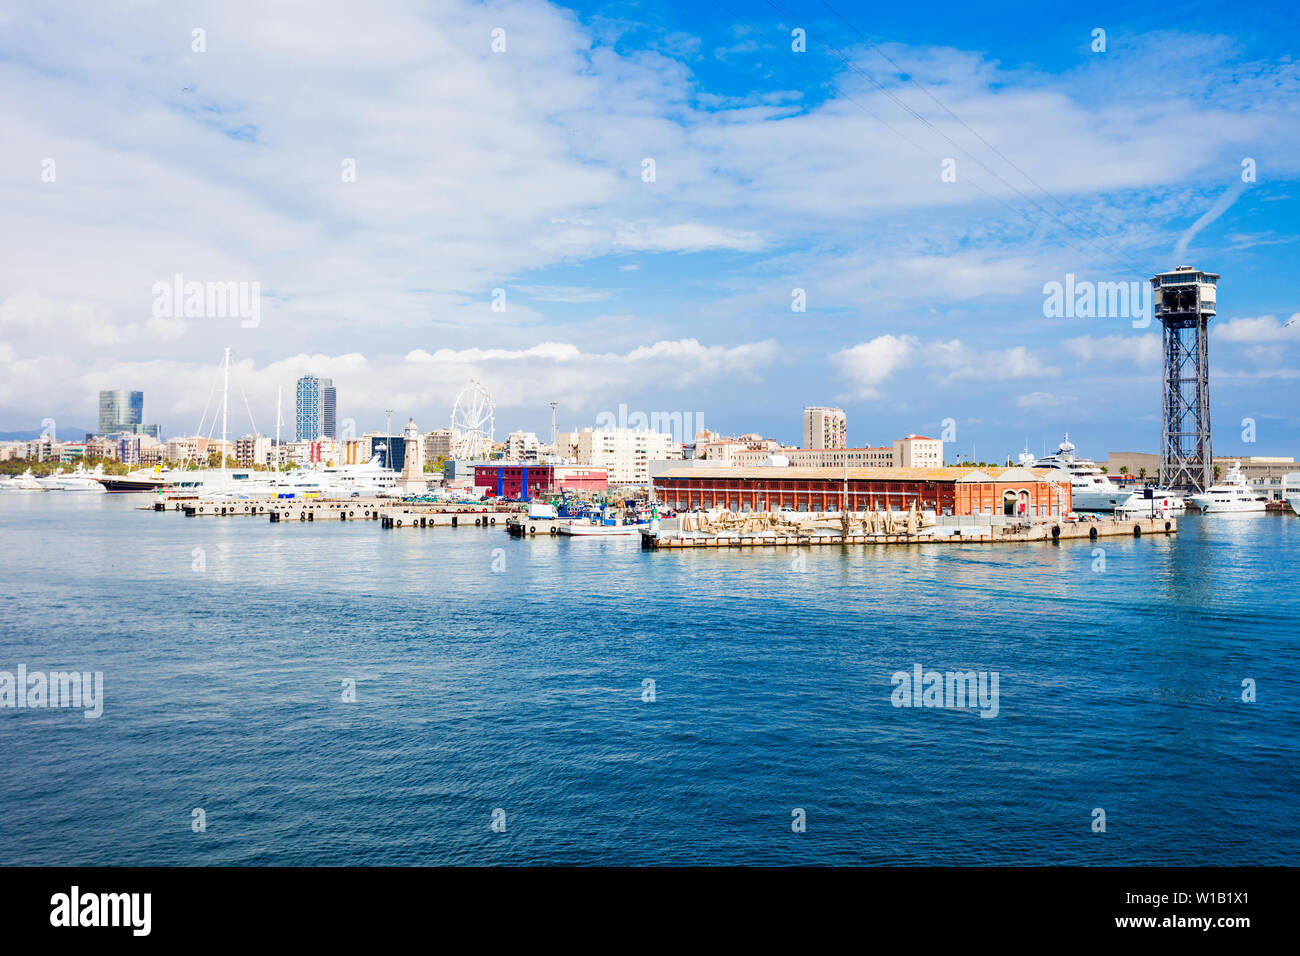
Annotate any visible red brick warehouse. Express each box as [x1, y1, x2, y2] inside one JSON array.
[[652, 466, 1071, 517]]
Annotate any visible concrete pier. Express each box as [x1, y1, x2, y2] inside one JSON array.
[[505, 516, 576, 536], [642, 514, 1177, 549], [377, 507, 512, 529], [264, 499, 387, 521]]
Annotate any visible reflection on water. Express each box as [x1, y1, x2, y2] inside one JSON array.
[[0, 495, 1297, 865]]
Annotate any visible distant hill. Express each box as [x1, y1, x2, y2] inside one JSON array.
[[0, 428, 95, 441]]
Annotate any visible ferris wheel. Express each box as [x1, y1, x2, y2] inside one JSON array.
[[450, 380, 495, 460]]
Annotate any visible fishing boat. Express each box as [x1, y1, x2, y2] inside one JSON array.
[[558, 521, 641, 536], [558, 507, 648, 536]]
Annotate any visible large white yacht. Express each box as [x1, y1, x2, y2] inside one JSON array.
[[313, 456, 402, 497], [7, 469, 44, 490], [1285, 473, 1300, 516], [1028, 436, 1137, 512], [1189, 462, 1268, 513], [171, 455, 401, 503], [36, 463, 107, 492]]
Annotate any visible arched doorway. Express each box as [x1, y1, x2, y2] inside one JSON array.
[[1002, 490, 1017, 516]]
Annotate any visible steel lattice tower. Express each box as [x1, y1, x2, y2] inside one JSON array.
[[1151, 265, 1219, 492]]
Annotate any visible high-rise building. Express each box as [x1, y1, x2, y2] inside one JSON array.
[[803, 406, 847, 449], [98, 389, 161, 438], [322, 382, 337, 439], [295, 375, 334, 441], [99, 389, 142, 434]]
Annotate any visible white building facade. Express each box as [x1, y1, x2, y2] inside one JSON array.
[[563, 427, 681, 484], [803, 406, 847, 449]]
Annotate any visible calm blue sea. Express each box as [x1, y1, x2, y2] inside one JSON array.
[[0, 492, 1297, 865]]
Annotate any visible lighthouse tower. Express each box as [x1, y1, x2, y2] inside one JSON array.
[[397, 417, 425, 493], [1151, 265, 1218, 492]]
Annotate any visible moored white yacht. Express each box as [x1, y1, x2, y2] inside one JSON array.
[[9, 469, 45, 490], [1114, 486, 1186, 516], [37, 463, 107, 491], [1189, 462, 1268, 513], [1286, 473, 1300, 516], [1029, 436, 1137, 512], [313, 456, 401, 497]]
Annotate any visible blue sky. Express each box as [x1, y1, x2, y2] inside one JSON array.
[[1, 0, 1297, 460]]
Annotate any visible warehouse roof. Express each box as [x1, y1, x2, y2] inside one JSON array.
[[654, 466, 1064, 483]]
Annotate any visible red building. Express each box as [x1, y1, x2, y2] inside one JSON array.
[[652, 466, 1071, 517], [474, 464, 608, 499]]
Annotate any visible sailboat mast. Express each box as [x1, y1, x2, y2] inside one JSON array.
[[221, 347, 230, 483], [275, 385, 282, 473]]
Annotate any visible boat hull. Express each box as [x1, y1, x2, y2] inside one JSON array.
[[1071, 489, 1136, 512], [1189, 498, 1267, 513], [95, 476, 165, 493], [558, 524, 641, 536]]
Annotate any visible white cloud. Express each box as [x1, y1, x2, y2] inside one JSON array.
[[1243, 345, 1285, 365], [929, 340, 1061, 383], [832, 334, 1058, 398], [1017, 391, 1076, 408], [613, 222, 765, 253], [830, 335, 917, 399], [1062, 334, 1162, 364], [512, 286, 612, 304], [1216, 315, 1300, 343]]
